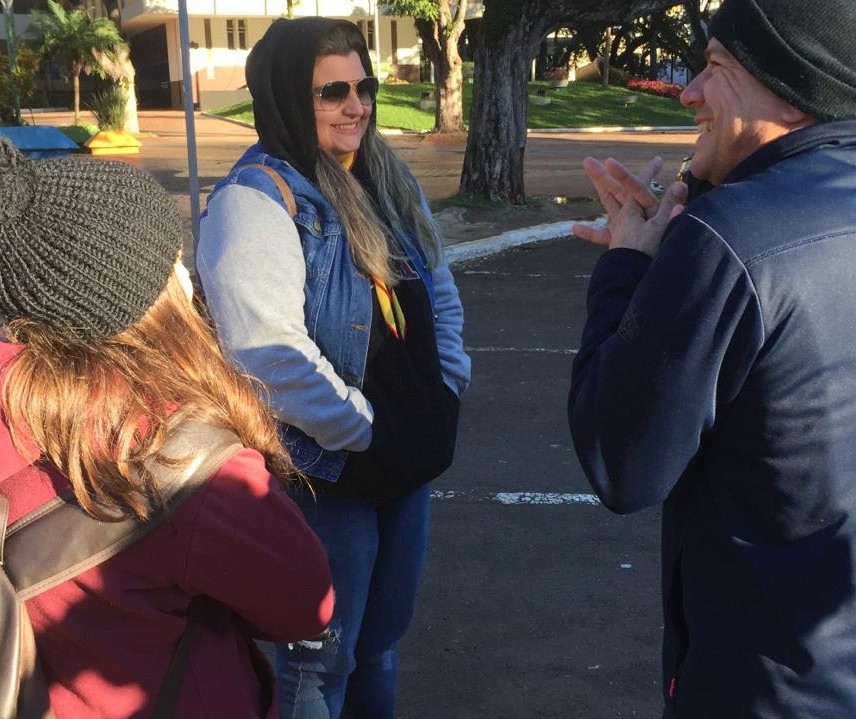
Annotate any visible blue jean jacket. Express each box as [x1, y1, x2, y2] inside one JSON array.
[[203, 143, 469, 481]]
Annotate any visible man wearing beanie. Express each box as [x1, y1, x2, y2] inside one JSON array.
[[569, 0, 856, 716]]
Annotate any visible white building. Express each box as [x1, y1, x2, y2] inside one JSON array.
[[2, 0, 423, 109]]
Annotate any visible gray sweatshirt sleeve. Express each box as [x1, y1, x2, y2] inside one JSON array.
[[197, 184, 373, 452]]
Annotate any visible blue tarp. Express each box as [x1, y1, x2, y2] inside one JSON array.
[[0, 126, 80, 158]]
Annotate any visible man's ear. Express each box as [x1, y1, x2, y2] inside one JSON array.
[[782, 102, 815, 128]]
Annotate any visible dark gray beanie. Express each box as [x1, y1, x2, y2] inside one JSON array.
[[709, 0, 856, 121], [0, 138, 182, 341]]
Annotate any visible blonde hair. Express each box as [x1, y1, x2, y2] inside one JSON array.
[[313, 24, 442, 285], [1, 272, 295, 522]]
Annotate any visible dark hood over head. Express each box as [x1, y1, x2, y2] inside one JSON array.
[[245, 17, 375, 179]]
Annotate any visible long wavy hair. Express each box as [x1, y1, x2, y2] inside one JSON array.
[[1, 271, 296, 522], [313, 24, 443, 285]]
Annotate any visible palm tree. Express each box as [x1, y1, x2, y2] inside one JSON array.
[[30, 0, 125, 125]]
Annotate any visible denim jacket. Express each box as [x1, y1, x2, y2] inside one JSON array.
[[198, 143, 470, 481]]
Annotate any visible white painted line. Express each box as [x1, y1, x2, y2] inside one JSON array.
[[461, 271, 548, 277], [494, 492, 600, 505], [430, 490, 601, 505]]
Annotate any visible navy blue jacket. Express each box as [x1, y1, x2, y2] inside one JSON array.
[[569, 120, 856, 718]]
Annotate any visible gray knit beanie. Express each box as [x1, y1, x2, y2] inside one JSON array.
[[709, 0, 856, 121], [0, 139, 182, 341]]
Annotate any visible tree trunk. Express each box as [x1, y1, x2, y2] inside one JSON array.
[[72, 65, 81, 124], [459, 20, 532, 203], [459, 0, 674, 205], [435, 42, 463, 132], [122, 71, 139, 134], [97, 45, 139, 133], [601, 26, 612, 86], [414, 1, 467, 134]]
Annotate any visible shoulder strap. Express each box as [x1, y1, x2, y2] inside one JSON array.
[[0, 494, 9, 566], [4, 421, 242, 601], [246, 163, 297, 217], [150, 601, 195, 719]]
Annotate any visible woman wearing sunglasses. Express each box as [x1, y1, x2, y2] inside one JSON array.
[[197, 17, 471, 719]]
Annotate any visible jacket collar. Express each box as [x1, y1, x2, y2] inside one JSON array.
[[725, 119, 856, 185]]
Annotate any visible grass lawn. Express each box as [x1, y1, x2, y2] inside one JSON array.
[[211, 79, 693, 131]]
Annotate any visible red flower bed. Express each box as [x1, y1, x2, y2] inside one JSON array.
[[626, 78, 684, 99]]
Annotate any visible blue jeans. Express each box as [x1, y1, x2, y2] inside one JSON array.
[[277, 485, 430, 719]]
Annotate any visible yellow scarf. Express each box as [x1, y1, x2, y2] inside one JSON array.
[[341, 152, 407, 340], [372, 278, 407, 340]]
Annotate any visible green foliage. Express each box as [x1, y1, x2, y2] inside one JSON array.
[[30, 0, 124, 79], [29, 0, 126, 122], [482, 0, 527, 40], [58, 123, 98, 144], [211, 100, 255, 124], [385, 0, 439, 21], [87, 82, 126, 130], [376, 82, 442, 130], [0, 46, 41, 125], [211, 80, 692, 133], [524, 81, 690, 129]]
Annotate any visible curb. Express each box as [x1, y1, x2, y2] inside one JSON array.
[[445, 221, 574, 266], [200, 111, 254, 129], [528, 126, 697, 134]]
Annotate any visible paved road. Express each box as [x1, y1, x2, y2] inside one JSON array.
[[397, 237, 663, 719]]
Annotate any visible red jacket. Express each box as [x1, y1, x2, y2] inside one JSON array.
[[0, 342, 334, 718]]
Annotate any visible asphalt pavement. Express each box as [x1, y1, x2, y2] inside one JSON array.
[[30, 110, 695, 717], [397, 238, 663, 719]]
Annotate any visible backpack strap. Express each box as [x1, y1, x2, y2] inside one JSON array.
[[1, 421, 242, 718], [5, 420, 242, 601], [246, 163, 297, 217], [0, 506, 54, 719], [151, 601, 195, 719], [0, 494, 8, 566]]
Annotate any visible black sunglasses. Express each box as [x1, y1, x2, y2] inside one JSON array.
[[313, 77, 379, 110]]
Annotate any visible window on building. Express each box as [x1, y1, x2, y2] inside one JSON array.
[[359, 20, 375, 51], [226, 19, 247, 50]]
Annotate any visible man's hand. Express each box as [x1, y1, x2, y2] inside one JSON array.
[[572, 156, 688, 257]]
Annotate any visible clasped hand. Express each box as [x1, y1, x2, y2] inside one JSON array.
[[572, 156, 688, 257]]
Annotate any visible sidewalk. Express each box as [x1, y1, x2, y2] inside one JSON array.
[[27, 110, 698, 262]]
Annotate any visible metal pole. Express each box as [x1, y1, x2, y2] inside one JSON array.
[[1, 0, 21, 125], [177, 0, 201, 246]]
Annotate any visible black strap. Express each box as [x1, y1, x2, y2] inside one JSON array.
[[151, 601, 196, 719]]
